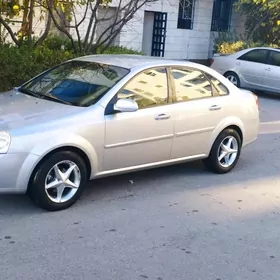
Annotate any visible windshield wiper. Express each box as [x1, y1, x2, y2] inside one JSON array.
[[17, 87, 42, 98], [18, 87, 71, 105], [42, 94, 72, 105]]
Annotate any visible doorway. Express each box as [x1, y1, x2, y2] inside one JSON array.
[[142, 11, 167, 57]]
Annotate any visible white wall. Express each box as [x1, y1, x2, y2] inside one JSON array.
[[1, 0, 245, 60], [95, 6, 120, 46], [142, 11, 154, 56], [116, 0, 216, 60]]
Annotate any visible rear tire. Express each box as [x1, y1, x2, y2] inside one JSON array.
[[203, 128, 242, 174], [224, 72, 240, 87], [28, 151, 88, 211]]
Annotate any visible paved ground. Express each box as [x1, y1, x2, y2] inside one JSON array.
[[1, 95, 280, 280]]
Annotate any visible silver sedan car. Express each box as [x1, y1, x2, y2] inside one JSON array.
[[0, 55, 260, 211], [211, 47, 280, 94]]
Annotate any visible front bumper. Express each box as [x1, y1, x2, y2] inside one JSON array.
[[0, 153, 40, 194]]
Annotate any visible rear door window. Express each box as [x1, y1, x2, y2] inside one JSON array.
[[170, 67, 213, 102], [268, 51, 280, 67]]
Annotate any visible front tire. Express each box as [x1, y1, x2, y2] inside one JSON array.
[[203, 128, 241, 174], [28, 151, 88, 211], [224, 72, 240, 87]]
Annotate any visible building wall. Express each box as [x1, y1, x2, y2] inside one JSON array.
[[1, 0, 246, 60], [117, 0, 216, 60], [117, 0, 246, 60]]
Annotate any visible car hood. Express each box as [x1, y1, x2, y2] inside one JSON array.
[[0, 90, 82, 131]]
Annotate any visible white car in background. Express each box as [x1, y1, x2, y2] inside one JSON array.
[[210, 47, 280, 94]]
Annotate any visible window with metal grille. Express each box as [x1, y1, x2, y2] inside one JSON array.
[[177, 0, 195, 30], [211, 0, 233, 32]]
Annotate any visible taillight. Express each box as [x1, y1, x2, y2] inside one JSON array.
[[209, 59, 214, 66], [253, 93, 259, 110]]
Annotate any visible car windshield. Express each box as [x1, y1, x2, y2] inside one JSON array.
[[19, 60, 130, 107]]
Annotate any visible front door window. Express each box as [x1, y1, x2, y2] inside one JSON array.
[[117, 67, 169, 109]]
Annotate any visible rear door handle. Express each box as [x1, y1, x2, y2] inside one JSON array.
[[265, 68, 271, 71], [209, 105, 221, 111], [155, 113, 170, 120]]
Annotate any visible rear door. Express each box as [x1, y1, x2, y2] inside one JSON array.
[[169, 67, 229, 159], [263, 50, 280, 93], [236, 49, 269, 89]]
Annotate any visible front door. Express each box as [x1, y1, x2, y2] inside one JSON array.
[[169, 67, 227, 159], [151, 12, 167, 57], [262, 50, 280, 93], [103, 67, 174, 171]]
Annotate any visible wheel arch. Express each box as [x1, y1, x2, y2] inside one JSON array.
[[31, 146, 92, 180], [224, 125, 243, 144], [208, 119, 245, 155], [27, 146, 92, 193], [224, 70, 238, 77]]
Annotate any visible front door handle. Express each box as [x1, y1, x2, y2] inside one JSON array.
[[209, 105, 221, 111], [155, 113, 170, 120], [265, 67, 271, 71]]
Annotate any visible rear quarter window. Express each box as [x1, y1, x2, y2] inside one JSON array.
[[205, 73, 229, 96]]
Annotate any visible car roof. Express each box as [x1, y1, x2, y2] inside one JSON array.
[[240, 46, 280, 53], [73, 54, 197, 70]]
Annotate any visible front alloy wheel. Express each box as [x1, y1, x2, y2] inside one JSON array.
[[28, 151, 88, 211], [45, 160, 81, 203]]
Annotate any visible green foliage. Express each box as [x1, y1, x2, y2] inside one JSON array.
[[212, 31, 242, 53], [0, 39, 143, 92], [0, 44, 75, 92], [97, 45, 144, 55], [213, 32, 279, 54], [43, 35, 143, 55], [235, 0, 280, 44], [0, 0, 21, 18], [216, 41, 246, 54], [216, 41, 279, 54], [42, 35, 78, 51]]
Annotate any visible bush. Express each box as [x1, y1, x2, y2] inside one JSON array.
[[213, 32, 279, 54], [0, 37, 143, 92], [42, 35, 143, 55], [42, 35, 76, 51], [0, 44, 76, 92], [97, 45, 144, 55], [216, 41, 245, 54], [216, 41, 279, 54]]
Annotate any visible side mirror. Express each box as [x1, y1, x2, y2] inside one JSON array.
[[114, 98, 138, 112]]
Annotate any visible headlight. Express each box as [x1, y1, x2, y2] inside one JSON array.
[[0, 132, 11, 154]]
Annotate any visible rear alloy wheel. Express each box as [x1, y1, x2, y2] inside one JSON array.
[[203, 128, 241, 174], [28, 151, 88, 211], [224, 72, 240, 87]]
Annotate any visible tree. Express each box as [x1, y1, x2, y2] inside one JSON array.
[[0, 0, 151, 52], [0, 0, 52, 46], [45, 0, 150, 53], [235, 0, 280, 44]]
